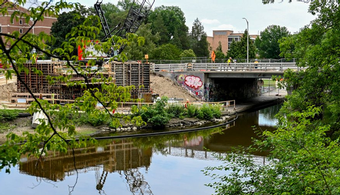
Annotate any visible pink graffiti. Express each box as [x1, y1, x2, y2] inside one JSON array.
[[184, 75, 203, 90]]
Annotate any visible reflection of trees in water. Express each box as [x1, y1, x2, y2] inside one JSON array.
[[130, 127, 225, 154], [18, 127, 225, 194], [259, 104, 282, 121]]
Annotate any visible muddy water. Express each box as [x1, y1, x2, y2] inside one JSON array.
[[0, 104, 281, 195]]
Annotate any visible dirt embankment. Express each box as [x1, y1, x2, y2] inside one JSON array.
[[0, 76, 16, 102], [150, 73, 198, 102]]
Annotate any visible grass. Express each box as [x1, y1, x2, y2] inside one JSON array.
[[0, 123, 15, 133], [75, 129, 98, 136], [262, 79, 277, 88]]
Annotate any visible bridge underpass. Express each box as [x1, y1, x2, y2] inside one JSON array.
[[153, 62, 291, 102]]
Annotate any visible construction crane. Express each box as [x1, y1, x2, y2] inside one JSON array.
[[94, 0, 155, 55], [123, 168, 153, 195]]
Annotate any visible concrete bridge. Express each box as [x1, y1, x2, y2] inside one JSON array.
[[151, 62, 300, 102]]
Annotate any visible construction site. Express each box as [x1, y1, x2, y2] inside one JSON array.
[[3, 60, 151, 106]]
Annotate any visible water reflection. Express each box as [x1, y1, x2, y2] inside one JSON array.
[[12, 104, 281, 195], [19, 140, 153, 194]]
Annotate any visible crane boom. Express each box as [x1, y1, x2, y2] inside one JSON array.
[[94, 0, 111, 39], [94, 0, 155, 55]]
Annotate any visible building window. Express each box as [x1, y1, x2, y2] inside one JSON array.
[[0, 26, 1, 33], [19, 19, 23, 25], [228, 38, 233, 42], [19, 28, 23, 34]]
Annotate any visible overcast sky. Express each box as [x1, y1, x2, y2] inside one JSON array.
[[68, 0, 316, 36]]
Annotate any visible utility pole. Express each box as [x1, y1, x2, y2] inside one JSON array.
[[242, 17, 249, 63]]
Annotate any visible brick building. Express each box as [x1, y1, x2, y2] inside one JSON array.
[[207, 30, 258, 55], [0, 3, 56, 36]]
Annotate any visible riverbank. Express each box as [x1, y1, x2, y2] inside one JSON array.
[[0, 91, 286, 143]]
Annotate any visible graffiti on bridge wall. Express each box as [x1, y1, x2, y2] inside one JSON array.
[[176, 74, 208, 100], [184, 75, 203, 90]]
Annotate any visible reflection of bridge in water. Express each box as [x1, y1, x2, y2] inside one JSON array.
[[19, 140, 153, 194], [20, 140, 152, 181], [19, 120, 269, 193]]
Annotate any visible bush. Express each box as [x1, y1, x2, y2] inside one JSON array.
[[187, 104, 198, 118], [167, 104, 186, 118], [139, 97, 170, 129], [0, 109, 22, 122], [197, 104, 214, 120]]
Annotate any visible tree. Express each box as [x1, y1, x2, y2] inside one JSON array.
[[0, 0, 145, 173], [189, 18, 209, 57], [204, 107, 340, 194], [255, 25, 290, 59], [180, 49, 196, 58], [49, 5, 87, 51], [226, 30, 256, 61], [148, 6, 189, 50], [124, 23, 160, 60], [205, 0, 340, 193], [278, 34, 296, 59], [150, 43, 181, 60], [215, 42, 225, 60]]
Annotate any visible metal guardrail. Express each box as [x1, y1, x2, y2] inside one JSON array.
[[151, 62, 303, 72]]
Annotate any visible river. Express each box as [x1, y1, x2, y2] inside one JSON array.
[[0, 104, 281, 195]]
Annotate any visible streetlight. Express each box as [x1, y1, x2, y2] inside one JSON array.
[[242, 17, 249, 63]]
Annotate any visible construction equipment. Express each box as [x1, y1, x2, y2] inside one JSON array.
[[94, 0, 155, 55]]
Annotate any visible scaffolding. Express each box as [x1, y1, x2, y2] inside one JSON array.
[[12, 60, 151, 104]]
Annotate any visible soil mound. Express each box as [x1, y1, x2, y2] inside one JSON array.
[[150, 73, 198, 102]]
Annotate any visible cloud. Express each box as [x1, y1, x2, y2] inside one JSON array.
[[216, 24, 236, 30], [201, 19, 220, 25]]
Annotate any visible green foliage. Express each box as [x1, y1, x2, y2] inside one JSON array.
[[226, 30, 256, 60], [167, 104, 186, 118], [124, 23, 160, 60], [255, 25, 290, 59], [148, 5, 189, 50], [150, 43, 181, 60], [85, 110, 110, 126], [187, 104, 199, 118], [49, 5, 87, 52], [139, 96, 170, 128], [180, 49, 196, 58], [197, 104, 213, 120], [204, 106, 340, 194], [189, 18, 210, 57], [0, 109, 22, 121], [278, 34, 296, 59]]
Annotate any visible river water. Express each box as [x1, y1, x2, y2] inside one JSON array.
[[0, 104, 281, 195]]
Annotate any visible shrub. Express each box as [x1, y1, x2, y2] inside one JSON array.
[[0, 109, 22, 122], [139, 96, 170, 129], [197, 104, 214, 120], [187, 104, 198, 118], [167, 104, 186, 118]]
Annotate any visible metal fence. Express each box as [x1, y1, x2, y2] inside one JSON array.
[[151, 62, 302, 72]]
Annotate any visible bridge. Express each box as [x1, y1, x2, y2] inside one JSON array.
[[151, 62, 300, 101]]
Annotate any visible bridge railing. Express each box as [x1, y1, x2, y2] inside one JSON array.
[[151, 62, 302, 72]]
